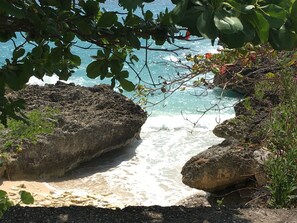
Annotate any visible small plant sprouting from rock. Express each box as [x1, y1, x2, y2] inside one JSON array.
[[216, 197, 224, 209], [0, 108, 58, 153]]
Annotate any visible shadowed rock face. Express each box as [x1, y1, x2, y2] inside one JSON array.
[[2, 82, 147, 180]]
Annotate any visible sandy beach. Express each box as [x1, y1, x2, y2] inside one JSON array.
[[0, 180, 51, 205], [0, 180, 115, 208]]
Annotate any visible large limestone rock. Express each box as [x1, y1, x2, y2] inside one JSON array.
[[181, 139, 269, 192], [1, 82, 147, 180], [182, 94, 278, 192]]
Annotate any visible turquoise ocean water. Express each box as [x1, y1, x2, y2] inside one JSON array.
[[1, 1, 241, 206]]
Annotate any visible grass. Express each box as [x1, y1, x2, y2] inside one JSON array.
[[0, 107, 58, 153], [263, 71, 297, 208]]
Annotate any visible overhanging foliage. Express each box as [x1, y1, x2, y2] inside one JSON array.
[[0, 0, 296, 125]]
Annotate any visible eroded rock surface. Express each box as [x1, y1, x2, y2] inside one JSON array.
[[1, 82, 147, 180], [182, 87, 278, 192], [181, 139, 269, 192]]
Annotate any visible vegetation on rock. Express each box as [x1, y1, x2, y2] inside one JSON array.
[[0, 108, 57, 153]]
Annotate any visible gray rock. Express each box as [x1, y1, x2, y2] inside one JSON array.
[[213, 115, 252, 140], [181, 139, 268, 192], [2, 82, 147, 180]]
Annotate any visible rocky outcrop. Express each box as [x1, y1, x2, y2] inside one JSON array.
[[213, 93, 280, 144], [1, 82, 147, 180], [182, 88, 279, 192], [181, 139, 270, 192]]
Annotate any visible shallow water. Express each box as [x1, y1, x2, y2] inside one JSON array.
[[47, 113, 235, 207], [0, 0, 241, 207]]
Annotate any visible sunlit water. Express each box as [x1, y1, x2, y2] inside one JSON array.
[[0, 0, 242, 207]]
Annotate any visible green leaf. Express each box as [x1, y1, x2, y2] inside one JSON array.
[[110, 60, 124, 74], [22, 60, 34, 76], [119, 78, 135, 92], [176, 6, 203, 36], [50, 47, 63, 63], [220, 32, 245, 48], [191, 0, 204, 6], [0, 0, 25, 19], [171, 0, 182, 3], [87, 59, 109, 79], [13, 48, 25, 60], [0, 190, 7, 198], [264, 0, 293, 11], [214, 14, 243, 34], [197, 10, 218, 39], [214, 3, 243, 34], [4, 69, 27, 91], [127, 33, 141, 49], [119, 0, 143, 11], [75, 19, 92, 35], [125, 13, 144, 27], [111, 51, 127, 61], [0, 32, 15, 42], [270, 26, 297, 50], [82, 0, 99, 16], [130, 54, 139, 64], [19, 191, 34, 204], [57, 67, 71, 81], [241, 20, 256, 42], [99, 61, 108, 78], [154, 37, 166, 45], [61, 0, 71, 10], [41, 0, 61, 7], [145, 10, 153, 21], [261, 4, 287, 29], [291, 0, 297, 32], [97, 12, 118, 27], [69, 54, 81, 66], [171, 0, 189, 23], [119, 70, 129, 79], [63, 32, 75, 42], [249, 10, 269, 43], [32, 46, 43, 59], [86, 61, 100, 79]]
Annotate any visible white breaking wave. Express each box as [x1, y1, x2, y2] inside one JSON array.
[[28, 75, 61, 86], [48, 113, 234, 207]]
